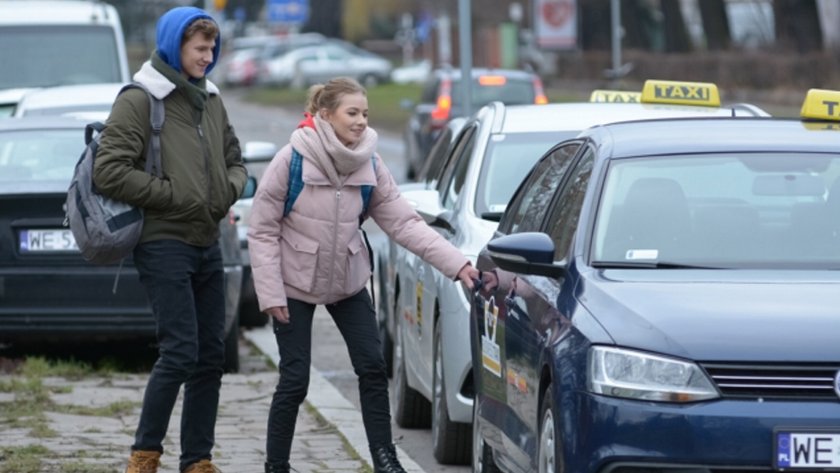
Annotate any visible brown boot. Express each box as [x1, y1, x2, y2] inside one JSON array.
[[125, 450, 161, 473], [183, 459, 222, 473]]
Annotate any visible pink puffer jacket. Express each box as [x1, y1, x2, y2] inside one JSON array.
[[248, 144, 468, 309]]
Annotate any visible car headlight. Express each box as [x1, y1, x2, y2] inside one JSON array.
[[588, 346, 719, 402]]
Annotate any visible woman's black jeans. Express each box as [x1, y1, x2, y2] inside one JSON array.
[[131, 239, 226, 471], [266, 289, 391, 463]]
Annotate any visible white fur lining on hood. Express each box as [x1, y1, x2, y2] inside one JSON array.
[[133, 61, 220, 100]]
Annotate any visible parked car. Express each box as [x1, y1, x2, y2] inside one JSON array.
[[380, 80, 771, 466], [0, 116, 246, 372], [0, 1, 130, 112], [401, 67, 548, 180], [12, 83, 125, 118], [215, 33, 325, 87], [260, 40, 392, 89], [470, 88, 840, 473], [233, 141, 278, 328]]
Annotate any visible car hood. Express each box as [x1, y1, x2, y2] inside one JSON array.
[[579, 269, 840, 362]]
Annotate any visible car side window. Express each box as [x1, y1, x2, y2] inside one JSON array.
[[501, 142, 581, 234], [419, 127, 455, 185], [436, 125, 475, 202], [547, 148, 595, 260], [421, 78, 439, 103], [439, 129, 476, 210]]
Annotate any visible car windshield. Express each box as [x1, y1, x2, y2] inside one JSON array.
[[592, 152, 840, 268], [0, 26, 122, 88], [0, 129, 80, 183], [452, 77, 537, 108], [475, 131, 572, 217]]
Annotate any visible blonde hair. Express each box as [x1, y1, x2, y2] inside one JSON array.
[[305, 77, 367, 115]]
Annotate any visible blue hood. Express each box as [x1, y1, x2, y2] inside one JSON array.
[[578, 269, 840, 362], [155, 6, 220, 75]]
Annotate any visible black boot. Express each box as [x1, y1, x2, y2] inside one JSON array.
[[370, 443, 406, 473], [264, 461, 290, 473]]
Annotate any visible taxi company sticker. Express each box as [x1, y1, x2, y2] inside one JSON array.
[[625, 249, 659, 260], [482, 297, 502, 377]]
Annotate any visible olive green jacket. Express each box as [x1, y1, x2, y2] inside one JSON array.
[[93, 61, 247, 247]]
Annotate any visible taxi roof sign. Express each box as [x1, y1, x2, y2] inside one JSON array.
[[641, 80, 720, 107], [800, 89, 840, 121], [589, 90, 641, 103]]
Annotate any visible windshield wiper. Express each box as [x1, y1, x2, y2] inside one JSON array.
[[591, 260, 722, 269]]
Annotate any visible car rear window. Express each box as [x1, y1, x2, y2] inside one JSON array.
[[0, 129, 79, 183], [453, 77, 537, 108]]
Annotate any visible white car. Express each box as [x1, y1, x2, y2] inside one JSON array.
[[260, 40, 392, 88], [380, 81, 770, 466], [13, 83, 125, 119]]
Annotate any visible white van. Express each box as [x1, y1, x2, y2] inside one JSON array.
[[0, 0, 130, 116]]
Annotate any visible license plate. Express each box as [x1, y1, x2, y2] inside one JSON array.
[[775, 430, 840, 470], [19, 229, 79, 253]]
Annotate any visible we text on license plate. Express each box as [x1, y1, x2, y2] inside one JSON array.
[[19, 229, 79, 253], [776, 431, 840, 470]]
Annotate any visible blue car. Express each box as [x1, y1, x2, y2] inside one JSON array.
[[470, 89, 840, 473]]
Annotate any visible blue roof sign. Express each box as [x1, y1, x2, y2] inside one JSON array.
[[267, 0, 309, 24]]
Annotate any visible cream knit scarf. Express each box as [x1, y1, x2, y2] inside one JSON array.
[[289, 114, 378, 188]]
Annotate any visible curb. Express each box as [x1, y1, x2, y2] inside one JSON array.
[[244, 327, 426, 473]]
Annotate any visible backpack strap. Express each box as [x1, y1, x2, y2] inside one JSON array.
[[117, 82, 164, 178], [284, 148, 305, 217]]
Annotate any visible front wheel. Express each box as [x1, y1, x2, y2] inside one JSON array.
[[472, 396, 501, 473], [538, 383, 561, 473], [432, 322, 471, 464]]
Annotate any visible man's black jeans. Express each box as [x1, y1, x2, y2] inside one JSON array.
[[266, 289, 391, 463], [132, 239, 226, 471]]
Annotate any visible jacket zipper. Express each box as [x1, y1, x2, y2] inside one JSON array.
[[326, 189, 341, 298], [196, 120, 212, 208]]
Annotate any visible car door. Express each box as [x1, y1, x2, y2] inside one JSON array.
[[502, 142, 586, 468], [403, 123, 477, 396], [474, 141, 582, 469]]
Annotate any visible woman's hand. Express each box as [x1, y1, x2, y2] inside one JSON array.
[[457, 263, 481, 290], [266, 306, 290, 324]]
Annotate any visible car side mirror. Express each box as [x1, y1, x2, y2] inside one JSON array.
[[241, 176, 257, 199], [242, 141, 278, 163], [487, 232, 566, 278]]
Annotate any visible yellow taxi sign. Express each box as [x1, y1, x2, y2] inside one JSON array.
[[589, 90, 641, 103], [641, 80, 721, 107], [800, 89, 840, 121]]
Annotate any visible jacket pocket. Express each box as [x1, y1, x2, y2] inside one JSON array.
[[345, 234, 371, 295], [281, 226, 319, 293]]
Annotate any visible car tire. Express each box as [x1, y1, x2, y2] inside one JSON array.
[[472, 395, 502, 473], [538, 383, 561, 473], [223, 313, 240, 374], [378, 258, 393, 378], [432, 321, 471, 464], [392, 322, 430, 428], [238, 295, 268, 328]]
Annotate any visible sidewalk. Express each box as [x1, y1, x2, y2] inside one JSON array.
[[0, 330, 397, 472]]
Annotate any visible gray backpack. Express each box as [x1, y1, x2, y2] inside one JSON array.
[[65, 83, 163, 265]]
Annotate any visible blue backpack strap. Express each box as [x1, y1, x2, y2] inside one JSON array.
[[359, 156, 377, 218], [284, 148, 305, 217]]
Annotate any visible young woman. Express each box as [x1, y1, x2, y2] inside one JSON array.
[[247, 77, 479, 473]]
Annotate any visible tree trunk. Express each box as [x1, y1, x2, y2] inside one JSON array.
[[775, 0, 823, 52], [661, 0, 692, 52], [698, 0, 731, 50]]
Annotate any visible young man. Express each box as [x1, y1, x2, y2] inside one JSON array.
[[93, 6, 247, 473]]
